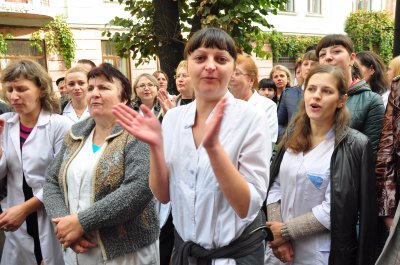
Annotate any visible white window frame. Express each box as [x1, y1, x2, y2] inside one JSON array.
[[308, 0, 322, 14], [284, 0, 295, 12]]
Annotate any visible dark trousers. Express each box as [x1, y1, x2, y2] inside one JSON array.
[[375, 217, 389, 261], [160, 213, 174, 265]]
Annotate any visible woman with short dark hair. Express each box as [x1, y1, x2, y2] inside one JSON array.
[[114, 27, 271, 264], [316, 34, 385, 154]]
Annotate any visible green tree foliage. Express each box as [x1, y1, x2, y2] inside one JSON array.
[[345, 10, 394, 63], [30, 15, 76, 68], [105, 0, 286, 64], [265, 31, 321, 62], [0, 33, 13, 56], [104, 0, 286, 93]]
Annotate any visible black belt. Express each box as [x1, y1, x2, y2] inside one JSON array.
[[174, 211, 273, 265]]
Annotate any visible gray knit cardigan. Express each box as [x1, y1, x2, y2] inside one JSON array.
[[44, 118, 159, 261]]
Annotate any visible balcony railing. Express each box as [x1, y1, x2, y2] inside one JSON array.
[[1, 0, 50, 7]]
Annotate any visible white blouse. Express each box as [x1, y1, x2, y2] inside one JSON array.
[[162, 92, 271, 265], [248, 91, 278, 144], [62, 101, 90, 124], [64, 129, 158, 265]]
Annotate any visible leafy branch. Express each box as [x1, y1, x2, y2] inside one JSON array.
[[265, 31, 321, 62], [0, 33, 13, 55], [30, 15, 75, 68], [345, 10, 393, 63]]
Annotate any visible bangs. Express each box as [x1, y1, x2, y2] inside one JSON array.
[[184, 28, 237, 60], [316, 34, 354, 57]]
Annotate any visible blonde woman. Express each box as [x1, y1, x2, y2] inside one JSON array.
[[132, 73, 162, 120], [63, 67, 90, 123], [269, 65, 292, 102]]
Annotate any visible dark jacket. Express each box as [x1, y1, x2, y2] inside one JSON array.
[[277, 86, 302, 139], [269, 127, 377, 265], [0, 101, 11, 115], [346, 80, 385, 154], [132, 99, 163, 122], [376, 75, 400, 217]]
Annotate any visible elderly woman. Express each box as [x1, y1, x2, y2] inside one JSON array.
[[44, 63, 159, 265], [230, 53, 278, 145], [62, 66, 91, 123], [0, 59, 71, 265], [132, 73, 162, 120]]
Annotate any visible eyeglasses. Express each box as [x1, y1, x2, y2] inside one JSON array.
[[137, 83, 155, 89], [232, 71, 250, 77], [174, 74, 189, 79]]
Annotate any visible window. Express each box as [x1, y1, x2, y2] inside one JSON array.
[[356, 0, 372, 10], [101, 41, 130, 80], [5, 0, 29, 3], [0, 40, 46, 71], [284, 0, 295, 12], [308, 0, 321, 14]]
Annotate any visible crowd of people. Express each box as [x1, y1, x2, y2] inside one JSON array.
[[0, 27, 399, 265]]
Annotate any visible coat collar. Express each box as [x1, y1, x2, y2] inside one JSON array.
[[334, 126, 350, 148], [347, 79, 371, 95], [183, 91, 234, 128], [69, 118, 124, 140], [6, 109, 51, 127]]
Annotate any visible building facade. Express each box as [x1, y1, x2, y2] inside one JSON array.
[[0, 0, 397, 88], [0, 0, 155, 91]]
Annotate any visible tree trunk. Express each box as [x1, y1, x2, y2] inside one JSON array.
[[189, 0, 202, 37], [153, 0, 184, 95]]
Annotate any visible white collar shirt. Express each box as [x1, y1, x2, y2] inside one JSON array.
[[63, 101, 90, 124], [248, 91, 278, 143], [162, 92, 271, 264]]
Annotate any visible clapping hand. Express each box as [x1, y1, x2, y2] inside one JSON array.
[[202, 97, 226, 149], [113, 104, 162, 147], [158, 88, 176, 114]]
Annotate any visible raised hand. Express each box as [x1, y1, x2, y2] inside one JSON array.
[[202, 97, 226, 149], [113, 103, 162, 147], [158, 88, 176, 114]]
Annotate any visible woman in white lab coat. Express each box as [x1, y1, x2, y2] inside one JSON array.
[[114, 27, 271, 265], [0, 59, 71, 265], [265, 65, 376, 265], [62, 66, 90, 123]]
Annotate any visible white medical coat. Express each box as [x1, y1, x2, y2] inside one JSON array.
[[0, 110, 72, 265]]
